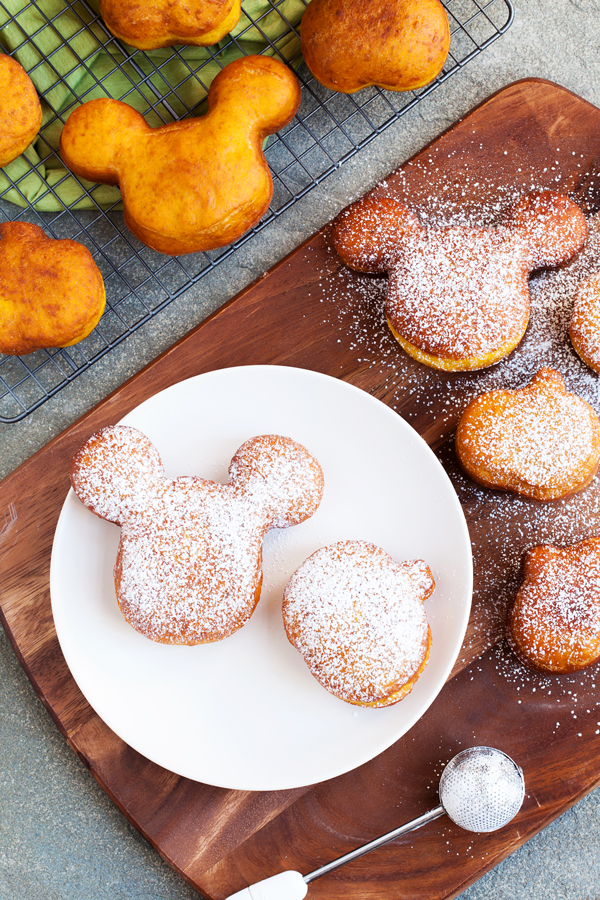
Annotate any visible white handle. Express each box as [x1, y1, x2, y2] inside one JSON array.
[[226, 870, 307, 900]]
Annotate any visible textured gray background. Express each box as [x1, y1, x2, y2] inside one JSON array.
[[3, 1, 600, 897]]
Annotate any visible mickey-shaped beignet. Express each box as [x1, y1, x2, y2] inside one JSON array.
[[455, 368, 600, 501], [332, 190, 587, 371], [99, 0, 241, 49], [0, 222, 105, 355], [59, 56, 301, 255], [570, 271, 600, 373], [507, 537, 600, 673], [70, 426, 324, 645], [0, 54, 42, 167], [301, 0, 450, 94], [282, 541, 434, 707]]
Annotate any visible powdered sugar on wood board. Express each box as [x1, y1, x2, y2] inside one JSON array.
[[312, 161, 600, 710]]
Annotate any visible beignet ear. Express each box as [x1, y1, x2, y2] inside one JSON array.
[[505, 190, 587, 269], [332, 194, 423, 273], [228, 434, 324, 527], [208, 56, 301, 137], [70, 425, 165, 525], [397, 559, 436, 602], [60, 99, 147, 184]]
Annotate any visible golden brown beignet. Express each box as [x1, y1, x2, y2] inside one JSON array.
[[71, 427, 324, 645], [99, 0, 241, 49], [332, 190, 588, 371], [301, 0, 450, 93], [570, 271, 600, 373], [455, 368, 600, 501], [0, 222, 105, 355], [507, 537, 600, 673], [282, 540, 434, 707], [0, 54, 42, 166], [59, 56, 301, 255]]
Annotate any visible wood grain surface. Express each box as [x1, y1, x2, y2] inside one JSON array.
[[3, 78, 600, 899]]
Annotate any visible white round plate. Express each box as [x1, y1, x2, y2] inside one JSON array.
[[51, 365, 472, 791]]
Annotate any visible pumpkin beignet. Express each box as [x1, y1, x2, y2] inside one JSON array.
[[0, 222, 105, 355], [70, 427, 324, 645], [507, 537, 600, 674], [455, 368, 600, 501], [570, 271, 600, 373], [59, 56, 301, 255], [332, 190, 587, 371], [301, 0, 450, 94], [0, 54, 42, 167], [99, 0, 242, 49], [282, 540, 434, 707]]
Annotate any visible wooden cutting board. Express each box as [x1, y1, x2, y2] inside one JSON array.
[[3, 78, 600, 900]]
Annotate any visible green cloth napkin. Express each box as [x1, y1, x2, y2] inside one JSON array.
[[0, 0, 306, 211]]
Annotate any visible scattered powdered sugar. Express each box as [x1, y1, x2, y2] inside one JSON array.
[[313, 159, 600, 705], [484, 639, 600, 743], [71, 428, 324, 644], [282, 540, 433, 706]]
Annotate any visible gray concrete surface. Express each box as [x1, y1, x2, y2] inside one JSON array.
[[3, 0, 600, 897]]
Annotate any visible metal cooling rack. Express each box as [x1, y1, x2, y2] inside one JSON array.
[[0, 0, 514, 422]]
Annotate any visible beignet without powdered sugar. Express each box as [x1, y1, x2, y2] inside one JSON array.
[[98, 0, 242, 49], [60, 56, 301, 256]]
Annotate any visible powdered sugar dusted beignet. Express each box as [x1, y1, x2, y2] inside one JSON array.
[[282, 541, 434, 707], [70, 426, 324, 644], [332, 190, 587, 371], [455, 368, 600, 501], [570, 272, 600, 373], [507, 537, 600, 673]]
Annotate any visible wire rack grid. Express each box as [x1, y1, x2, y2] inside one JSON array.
[[0, 0, 514, 422]]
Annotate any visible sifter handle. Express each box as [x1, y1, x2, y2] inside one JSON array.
[[226, 870, 308, 900]]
